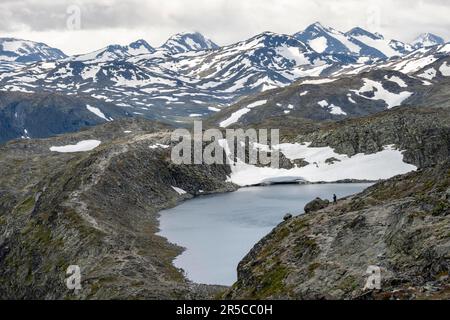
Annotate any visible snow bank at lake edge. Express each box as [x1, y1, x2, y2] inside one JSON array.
[[220, 141, 417, 186]]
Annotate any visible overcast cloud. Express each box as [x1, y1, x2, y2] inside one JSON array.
[[0, 0, 449, 55]]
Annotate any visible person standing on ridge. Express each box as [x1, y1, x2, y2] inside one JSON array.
[[333, 194, 337, 204]]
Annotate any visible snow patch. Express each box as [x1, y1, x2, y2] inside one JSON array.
[[353, 35, 399, 58], [438, 44, 450, 53], [86, 105, 111, 121], [439, 62, 450, 76], [384, 75, 408, 88], [219, 100, 267, 128], [149, 143, 170, 149], [347, 94, 356, 104], [50, 140, 101, 153], [308, 37, 328, 53], [275, 45, 310, 65], [220, 141, 417, 186], [171, 186, 187, 195], [301, 78, 336, 85], [318, 100, 328, 108], [418, 68, 437, 80], [352, 79, 412, 109], [329, 105, 347, 116], [394, 56, 438, 73], [317, 100, 347, 115]]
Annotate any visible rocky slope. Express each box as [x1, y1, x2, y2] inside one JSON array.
[[0, 91, 132, 144], [226, 161, 450, 300], [0, 118, 236, 299]]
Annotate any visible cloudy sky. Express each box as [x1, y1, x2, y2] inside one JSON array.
[[1, 0, 449, 55]]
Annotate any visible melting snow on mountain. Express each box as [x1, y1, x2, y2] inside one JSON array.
[[351, 79, 413, 109], [220, 141, 417, 186]]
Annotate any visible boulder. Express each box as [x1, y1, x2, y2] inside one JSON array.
[[283, 213, 293, 221], [304, 197, 330, 213]]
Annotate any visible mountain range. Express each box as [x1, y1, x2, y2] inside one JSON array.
[[0, 23, 448, 143]]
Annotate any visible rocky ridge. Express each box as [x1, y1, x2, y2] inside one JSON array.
[[0, 118, 236, 299]]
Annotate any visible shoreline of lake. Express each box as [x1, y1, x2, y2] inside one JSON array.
[[157, 183, 373, 286]]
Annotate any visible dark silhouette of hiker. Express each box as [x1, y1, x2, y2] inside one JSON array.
[[333, 194, 337, 204]]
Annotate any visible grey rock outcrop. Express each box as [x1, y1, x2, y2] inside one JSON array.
[[304, 198, 330, 213]]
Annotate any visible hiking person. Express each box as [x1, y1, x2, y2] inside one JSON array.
[[333, 194, 337, 204]]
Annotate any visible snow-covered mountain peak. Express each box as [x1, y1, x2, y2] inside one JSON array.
[[412, 33, 445, 49], [245, 31, 308, 49], [308, 22, 327, 31], [294, 23, 411, 59], [294, 23, 361, 55], [68, 40, 155, 62], [0, 37, 67, 62], [128, 39, 155, 54], [346, 27, 382, 40], [161, 32, 219, 54]]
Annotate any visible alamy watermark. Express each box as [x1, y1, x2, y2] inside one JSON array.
[[171, 121, 280, 168], [66, 265, 82, 293], [66, 5, 82, 30], [364, 265, 382, 290]]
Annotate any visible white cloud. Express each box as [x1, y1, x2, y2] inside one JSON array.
[[0, 0, 449, 55]]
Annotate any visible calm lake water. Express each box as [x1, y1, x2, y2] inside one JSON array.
[[158, 183, 372, 286]]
